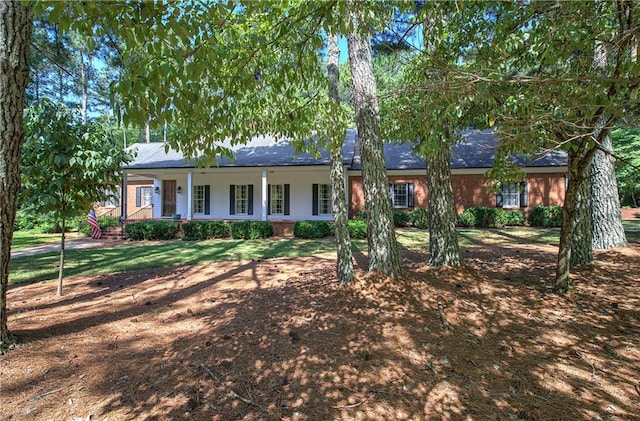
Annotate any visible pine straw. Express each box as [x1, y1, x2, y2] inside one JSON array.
[[1, 242, 639, 420]]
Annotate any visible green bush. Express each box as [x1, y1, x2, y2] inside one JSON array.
[[294, 220, 334, 239], [182, 221, 230, 241], [249, 221, 273, 239], [14, 210, 71, 233], [125, 221, 179, 240], [505, 210, 525, 226], [527, 205, 562, 227], [393, 210, 411, 227], [409, 208, 429, 229], [230, 221, 273, 239], [348, 220, 367, 239], [354, 210, 367, 221], [14, 209, 42, 231], [230, 221, 250, 239], [456, 207, 509, 228], [456, 209, 476, 227], [78, 216, 120, 237]]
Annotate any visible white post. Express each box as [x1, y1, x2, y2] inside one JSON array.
[[187, 171, 193, 221], [261, 169, 268, 221]]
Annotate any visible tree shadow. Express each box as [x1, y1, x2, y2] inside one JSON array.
[[3, 242, 639, 420]]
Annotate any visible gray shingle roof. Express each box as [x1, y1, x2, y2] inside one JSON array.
[[124, 128, 567, 171], [351, 129, 568, 170], [124, 129, 357, 169]]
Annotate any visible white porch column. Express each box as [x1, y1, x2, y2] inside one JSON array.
[[261, 169, 268, 221], [187, 171, 193, 220]]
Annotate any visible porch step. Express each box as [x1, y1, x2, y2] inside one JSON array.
[[100, 226, 126, 240]]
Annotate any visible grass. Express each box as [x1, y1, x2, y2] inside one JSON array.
[[10, 224, 638, 286], [11, 230, 62, 251], [8, 238, 364, 285]]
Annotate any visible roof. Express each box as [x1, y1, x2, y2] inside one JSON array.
[[124, 129, 357, 170], [124, 128, 567, 171], [351, 129, 568, 170]]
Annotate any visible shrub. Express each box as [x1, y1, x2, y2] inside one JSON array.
[[409, 208, 429, 229], [294, 220, 334, 239], [78, 216, 120, 237], [125, 221, 179, 240], [634, 212, 640, 219], [182, 221, 230, 241], [14, 209, 41, 231], [457, 207, 509, 228], [249, 221, 273, 239], [527, 205, 562, 227], [230, 221, 250, 239], [486, 208, 509, 228], [505, 210, 525, 226], [230, 221, 273, 239], [393, 210, 411, 227], [456, 209, 476, 227], [348, 220, 367, 239], [354, 210, 367, 221]]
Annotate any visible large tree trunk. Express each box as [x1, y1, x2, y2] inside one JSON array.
[[590, 133, 627, 249], [327, 34, 354, 284], [556, 142, 596, 292], [427, 134, 460, 267], [347, 5, 401, 277], [0, 0, 32, 352], [570, 165, 593, 266], [589, 28, 627, 250]]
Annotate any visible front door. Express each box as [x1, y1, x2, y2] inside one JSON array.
[[162, 180, 176, 216]]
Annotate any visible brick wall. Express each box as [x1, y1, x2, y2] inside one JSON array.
[[349, 172, 566, 216]]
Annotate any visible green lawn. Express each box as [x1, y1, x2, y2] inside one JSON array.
[[9, 225, 638, 286], [11, 230, 62, 251], [8, 238, 365, 285]]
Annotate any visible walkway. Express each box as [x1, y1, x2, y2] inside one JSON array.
[[11, 238, 125, 258]]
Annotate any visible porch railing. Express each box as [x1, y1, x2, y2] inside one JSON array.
[[125, 205, 154, 223]]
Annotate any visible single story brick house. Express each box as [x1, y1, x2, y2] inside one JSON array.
[[107, 128, 567, 224]]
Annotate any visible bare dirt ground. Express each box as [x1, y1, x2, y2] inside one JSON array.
[[2, 235, 639, 420]]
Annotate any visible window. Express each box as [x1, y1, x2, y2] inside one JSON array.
[[496, 181, 528, 208], [388, 183, 415, 208], [229, 184, 253, 215], [318, 184, 332, 215], [194, 185, 205, 213], [135, 186, 153, 207], [236, 184, 249, 214], [312, 183, 332, 215], [270, 184, 285, 215]]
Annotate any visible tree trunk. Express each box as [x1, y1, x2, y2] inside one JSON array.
[[556, 143, 595, 292], [427, 134, 460, 267], [0, 0, 32, 352], [347, 4, 401, 277], [589, 28, 627, 250], [57, 218, 66, 296], [327, 34, 354, 284], [590, 133, 627, 249], [570, 165, 593, 266]]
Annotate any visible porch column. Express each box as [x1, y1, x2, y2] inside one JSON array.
[[121, 171, 128, 220], [187, 170, 193, 221], [261, 169, 268, 221]]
